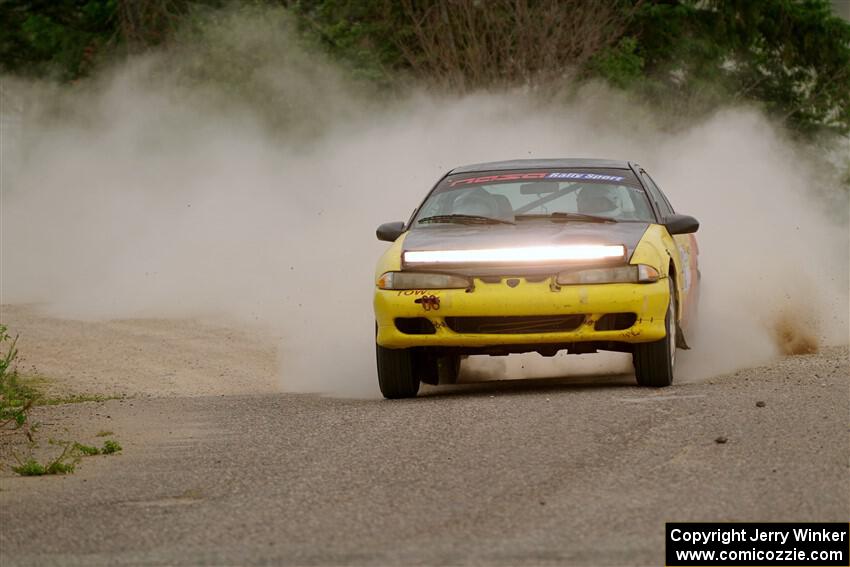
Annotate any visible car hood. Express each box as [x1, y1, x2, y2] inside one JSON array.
[[402, 221, 650, 277]]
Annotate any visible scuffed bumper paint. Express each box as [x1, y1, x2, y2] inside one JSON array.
[[374, 277, 670, 349]]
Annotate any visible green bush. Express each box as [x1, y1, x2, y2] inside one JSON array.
[[587, 37, 644, 89]]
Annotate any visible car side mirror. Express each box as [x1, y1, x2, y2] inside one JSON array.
[[664, 214, 699, 235], [376, 221, 405, 242]]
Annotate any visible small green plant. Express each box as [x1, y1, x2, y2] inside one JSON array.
[[11, 438, 123, 475], [0, 325, 37, 432], [12, 458, 76, 476], [10, 459, 45, 476], [73, 442, 101, 456], [101, 440, 122, 454], [12, 439, 80, 476], [68, 440, 123, 455], [96, 430, 114, 437]]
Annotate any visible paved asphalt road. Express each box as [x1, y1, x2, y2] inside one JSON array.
[[1, 347, 847, 566]]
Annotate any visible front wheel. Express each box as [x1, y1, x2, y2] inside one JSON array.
[[376, 344, 420, 399], [633, 278, 677, 387]]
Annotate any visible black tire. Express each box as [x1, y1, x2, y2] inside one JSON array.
[[376, 344, 420, 399], [415, 350, 440, 385], [633, 278, 677, 387]]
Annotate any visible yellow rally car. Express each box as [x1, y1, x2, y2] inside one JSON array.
[[374, 159, 699, 398]]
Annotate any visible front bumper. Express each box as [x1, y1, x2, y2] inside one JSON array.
[[374, 277, 670, 350]]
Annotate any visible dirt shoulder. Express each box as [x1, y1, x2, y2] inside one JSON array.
[[0, 304, 279, 398]]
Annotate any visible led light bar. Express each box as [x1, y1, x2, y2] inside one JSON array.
[[404, 244, 626, 265]]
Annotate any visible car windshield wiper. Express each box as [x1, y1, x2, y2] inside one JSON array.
[[515, 212, 617, 223], [418, 214, 515, 226]]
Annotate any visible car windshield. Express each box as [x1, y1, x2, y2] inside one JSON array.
[[414, 168, 655, 225]]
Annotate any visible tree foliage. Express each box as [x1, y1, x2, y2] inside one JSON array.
[[630, 0, 850, 134], [294, 0, 638, 89], [0, 0, 118, 79], [290, 0, 850, 134], [1, 0, 849, 135]]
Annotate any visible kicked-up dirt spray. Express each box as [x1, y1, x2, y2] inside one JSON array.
[[2, 8, 847, 396]]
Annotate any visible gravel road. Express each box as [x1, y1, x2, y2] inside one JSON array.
[[0, 306, 847, 566]]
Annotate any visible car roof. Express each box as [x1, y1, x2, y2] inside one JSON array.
[[450, 158, 634, 174]]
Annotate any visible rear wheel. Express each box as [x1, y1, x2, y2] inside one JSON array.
[[633, 279, 677, 387], [376, 344, 420, 399]]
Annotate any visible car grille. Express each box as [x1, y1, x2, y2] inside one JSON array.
[[445, 315, 585, 334], [395, 317, 437, 335], [594, 313, 637, 331]]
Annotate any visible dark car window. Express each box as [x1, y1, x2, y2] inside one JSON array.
[[640, 172, 674, 219], [415, 168, 655, 224]]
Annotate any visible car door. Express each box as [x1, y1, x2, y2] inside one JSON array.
[[640, 170, 699, 334]]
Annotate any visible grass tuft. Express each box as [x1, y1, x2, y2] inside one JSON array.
[[73, 442, 101, 456], [12, 458, 77, 476], [0, 326, 36, 431], [101, 440, 122, 454]]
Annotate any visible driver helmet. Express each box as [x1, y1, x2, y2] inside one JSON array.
[[453, 190, 498, 217], [576, 186, 623, 217]]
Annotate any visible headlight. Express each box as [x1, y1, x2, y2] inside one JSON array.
[[377, 271, 471, 290], [556, 264, 660, 285], [403, 244, 625, 265]]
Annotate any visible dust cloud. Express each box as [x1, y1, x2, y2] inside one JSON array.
[[2, 8, 847, 396]]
